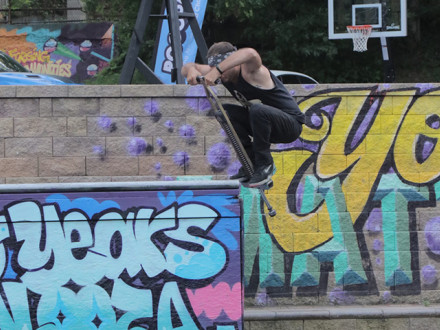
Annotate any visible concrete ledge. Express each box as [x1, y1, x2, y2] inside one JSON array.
[[3, 83, 437, 99], [0, 179, 240, 193], [244, 304, 440, 320]]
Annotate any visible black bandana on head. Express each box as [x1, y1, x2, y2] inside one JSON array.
[[207, 50, 236, 67]]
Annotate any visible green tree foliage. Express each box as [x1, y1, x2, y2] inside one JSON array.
[[83, 0, 161, 83], [82, 0, 440, 84], [10, 0, 66, 10], [83, 0, 141, 48], [204, 0, 383, 83]]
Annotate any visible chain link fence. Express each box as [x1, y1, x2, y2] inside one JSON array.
[[0, 0, 87, 24]]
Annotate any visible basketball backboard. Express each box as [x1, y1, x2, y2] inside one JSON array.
[[328, 0, 407, 39]]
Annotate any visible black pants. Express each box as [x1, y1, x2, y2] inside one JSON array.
[[223, 103, 303, 168]]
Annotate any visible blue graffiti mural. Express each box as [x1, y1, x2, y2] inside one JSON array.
[[0, 188, 242, 329]]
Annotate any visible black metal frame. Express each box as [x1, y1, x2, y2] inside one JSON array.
[[119, 0, 208, 84]]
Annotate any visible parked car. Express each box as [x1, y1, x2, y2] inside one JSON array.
[[0, 51, 75, 85], [272, 70, 319, 84]]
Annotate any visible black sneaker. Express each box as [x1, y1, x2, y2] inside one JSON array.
[[248, 163, 276, 188], [229, 166, 250, 182]]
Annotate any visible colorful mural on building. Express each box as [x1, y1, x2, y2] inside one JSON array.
[[0, 187, 242, 329], [0, 22, 114, 83], [81, 83, 440, 305], [239, 84, 440, 305], [138, 83, 436, 305], [2, 81, 440, 308]]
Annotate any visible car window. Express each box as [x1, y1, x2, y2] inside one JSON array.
[[0, 52, 28, 72], [278, 74, 317, 84]]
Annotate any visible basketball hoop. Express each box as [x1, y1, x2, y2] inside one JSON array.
[[346, 25, 372, 52]]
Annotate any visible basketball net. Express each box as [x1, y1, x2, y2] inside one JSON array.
[[346, 25, 372, 52]]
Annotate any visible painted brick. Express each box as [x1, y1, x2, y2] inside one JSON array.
[[139, 155, 185, 177], [69, 85, 121, 98], [409, 318, 440, 330], [153, 136, 205, 156], [106, 136, 154, 157], [86, 156, 139, 176], [0, 99, 39, 117], [173, 84, 194, 97], [58, 176, 112, 183], [39, 98, 52, 117], [154, 97, 195, 116], [53, 137, 105, 156], [120, 84, 174, 97], [99, 98, 149, 117], [134, 116, 182, 137], [185, 155, 221, 176], [5, 176, 58, 184], [248, 320, 303, 330], [16, 85, 68, 98], [14, 117, 66, 137], [67, 117, 87, 136], [88, 116, 133, 137], [0, 118, 13, 137], [53, 98, 99, 116], [186, 115, 222, 136], [110, 175, 158, 182], [5, 137, 52, 157], [39, 157, 85, 176], [305, 319, 357, 330], [0, 138, 4, 157], [0, 86, 15, 97], [356, 318, 410, 330], [205, 135, 235, 159], [0, 83, 440, 313], [0, 158, 38, 177]]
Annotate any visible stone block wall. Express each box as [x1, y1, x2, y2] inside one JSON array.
[[2, 82, 440, 310], [0, 84, 236, 183]]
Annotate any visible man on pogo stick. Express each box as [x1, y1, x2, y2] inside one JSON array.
[[182, 42, 305, 188]]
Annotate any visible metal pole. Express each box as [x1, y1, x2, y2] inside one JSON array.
[[165, 0, 185, 83], [119, 0, 154, 84], [380, 37, 395, 83]]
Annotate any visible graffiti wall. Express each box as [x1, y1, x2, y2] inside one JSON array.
[[2, 82, 440, 308], [236, 84, 440, 306], [0, 22, 114, 83], [0, 184, 242, 329]]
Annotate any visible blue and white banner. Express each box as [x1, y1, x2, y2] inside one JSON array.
[[153, 0, 208, 84]]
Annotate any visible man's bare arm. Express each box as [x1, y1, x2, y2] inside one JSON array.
[[181, 63, 211, 85], [204, 48, 274, 88], [216, 48, 262, 74]]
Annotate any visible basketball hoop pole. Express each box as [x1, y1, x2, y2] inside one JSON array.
[[380, 37, 395, 82]]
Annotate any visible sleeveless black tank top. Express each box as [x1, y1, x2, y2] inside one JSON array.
[[222, 69, 305, 124]]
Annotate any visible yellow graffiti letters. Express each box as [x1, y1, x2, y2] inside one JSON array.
[[27, 59, 72, 77], [8, 49, 50, 64], [266, 88, 417, 253], [394, 91, 440, 183]]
